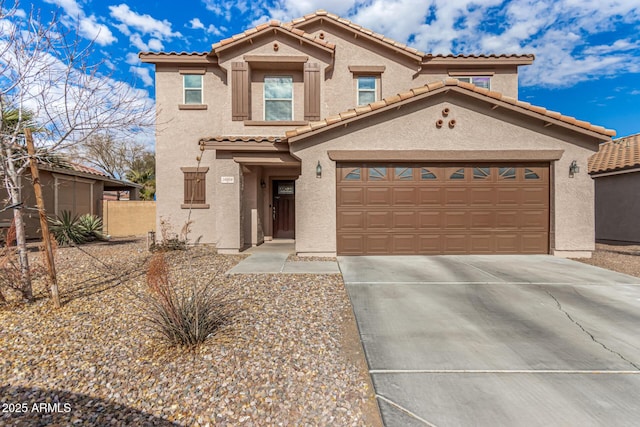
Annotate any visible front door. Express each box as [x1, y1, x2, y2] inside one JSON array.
[[273, 180, 295, 239]]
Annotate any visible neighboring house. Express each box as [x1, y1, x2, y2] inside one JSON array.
[[140, 10, 615, 257], [0, 163, 140, 240], [589, 134, 640, 244]]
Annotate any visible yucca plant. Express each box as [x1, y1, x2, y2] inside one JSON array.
[[77, 213, 106, 241], [48, 211, 87, 246]]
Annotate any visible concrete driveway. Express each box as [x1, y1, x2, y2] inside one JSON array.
[[339, 255, 640, 427]]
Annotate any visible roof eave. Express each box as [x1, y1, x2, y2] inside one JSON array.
[[138, 52, 218, 65], [422, 56, 535, 67]]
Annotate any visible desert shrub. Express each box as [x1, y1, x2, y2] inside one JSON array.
[[141, 253, 231, 348], [48, 211, 106, 246], [149, 219, 192, 252], [77, 213, 106, 241]]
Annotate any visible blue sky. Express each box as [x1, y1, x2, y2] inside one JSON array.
[[8, 0, 640, 138]]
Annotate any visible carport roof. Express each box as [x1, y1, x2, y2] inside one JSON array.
[[285, 79, 616, 143]]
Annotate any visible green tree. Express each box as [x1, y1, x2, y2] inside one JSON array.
[[126, 152, 155, 201]]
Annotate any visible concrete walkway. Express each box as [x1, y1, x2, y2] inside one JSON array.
[[226, 240, 340, 274]]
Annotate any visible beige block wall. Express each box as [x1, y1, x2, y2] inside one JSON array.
[[290, 94, 600, 255], [104, 201, 156, 237]]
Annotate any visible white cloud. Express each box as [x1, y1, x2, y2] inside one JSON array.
[[148, 38, 164, 50], [251, 0, 640, 88], [189, 18, 205, 30], [109, 4, 182, 40], [14, 9, 26, 19], [130, 66, 153, 87], [129, 33, 148, 51], [206, 24, 223, 36], [44, 0, 117, 45], [125, 52, 139, 65]]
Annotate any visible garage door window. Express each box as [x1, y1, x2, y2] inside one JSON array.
[[473, 167, 490, 179], [395, 167, 413, 180], [499, 167, 516, 179], [344, 168, 361, 180], [450, 168, 465, 179], [421, 168, 437, 180], [369, 167, 387, 180], [525, 169, 540, 179]]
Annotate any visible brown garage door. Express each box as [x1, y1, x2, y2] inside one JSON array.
[[336, 163, 549, 255]]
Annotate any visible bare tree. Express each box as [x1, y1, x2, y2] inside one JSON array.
[[0, 1, 154, 301], [70, 132, 148, 178]]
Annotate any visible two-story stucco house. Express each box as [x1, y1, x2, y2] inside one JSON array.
[[140, 10, 615, 257]]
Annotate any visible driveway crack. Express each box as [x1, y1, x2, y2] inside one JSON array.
[[544, 290, 640, 371]]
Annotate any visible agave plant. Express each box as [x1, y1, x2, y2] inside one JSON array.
[[48, 211, 87, 246], [77, 213, 106, 241]]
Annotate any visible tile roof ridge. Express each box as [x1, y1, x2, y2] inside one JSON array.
[[288, 9, 425, 57], [211, 18, 334, 51], [286, 78, 615, 141]]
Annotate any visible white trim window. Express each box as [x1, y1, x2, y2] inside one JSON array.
[[357, 76, 377, 105], [458, 76, 491, 89], [183, 74, 203, 104], [264, 76, 293, 121]]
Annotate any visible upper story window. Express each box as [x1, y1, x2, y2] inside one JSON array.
[[264, 76, 293, 121], [357, 76, 377, 105], [183, 74, 203, 104], [458, 76, 491, 90]]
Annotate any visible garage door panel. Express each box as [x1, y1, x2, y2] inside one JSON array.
[[338, 187, 364, 206], [418, 235, 441, 253], [444, 235, 467, 252], [522, 188, 548, 206], [444, 188, 468, 205], [338, 235, 364, 254], [366, 187, 392, 205], [366, 211, 391, 229], [470, 188, 495, 205], [392, 235, 417, 253], [338, 211, 365, 230], [337, 163, 549, 255], [470, 211, 493, 228], [365, 235, 391, 254], [444, 211, 468, 229], [418, 211, 442, 229], [392, 187, 417, 205], [393, 211, 417, 229], [418, 188, 442, 205]]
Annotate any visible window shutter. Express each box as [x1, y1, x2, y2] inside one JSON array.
[[181, 168, 209, 205], [304, 63, 320, 121], [231, 62, 250, 121]]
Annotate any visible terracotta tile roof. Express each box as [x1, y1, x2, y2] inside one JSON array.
[[139, 51, 209, 57], [199, 136, 285, 143], [67, 163, 110, 177], [589, 134, 640, 174], [211, 20, 336, 52], [289, 10, 424, 58], [424, 53, 534, 60], [285, 79, 616, 140]]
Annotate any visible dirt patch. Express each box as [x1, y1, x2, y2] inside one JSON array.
[[572, 243, 640, 278]]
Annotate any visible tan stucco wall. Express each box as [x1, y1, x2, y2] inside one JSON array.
[[290, 93, 600, 255], [103, 201, 156, 237], [151, 22, 532, 250], [594, 172, 640, 243]]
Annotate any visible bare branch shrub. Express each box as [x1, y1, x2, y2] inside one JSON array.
[[141, 253, 233, 348]]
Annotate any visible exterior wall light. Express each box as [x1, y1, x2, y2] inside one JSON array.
[[569, 160, 580, 178], [316, 161, 322, 178], [260, 179, 266, 189]]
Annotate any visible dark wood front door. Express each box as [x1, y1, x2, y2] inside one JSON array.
[[273, 180, 295, 239]]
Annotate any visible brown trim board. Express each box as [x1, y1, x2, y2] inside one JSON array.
[[327, 150, 564, 162]]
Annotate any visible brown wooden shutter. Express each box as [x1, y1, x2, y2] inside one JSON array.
[[231, 62, 250, 121], [304, 63, 321, 121], [181, 168, 209, 205]]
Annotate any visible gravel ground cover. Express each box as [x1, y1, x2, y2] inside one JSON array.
[[0, 239, 381, 426], [573, 243, 640, 278]]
